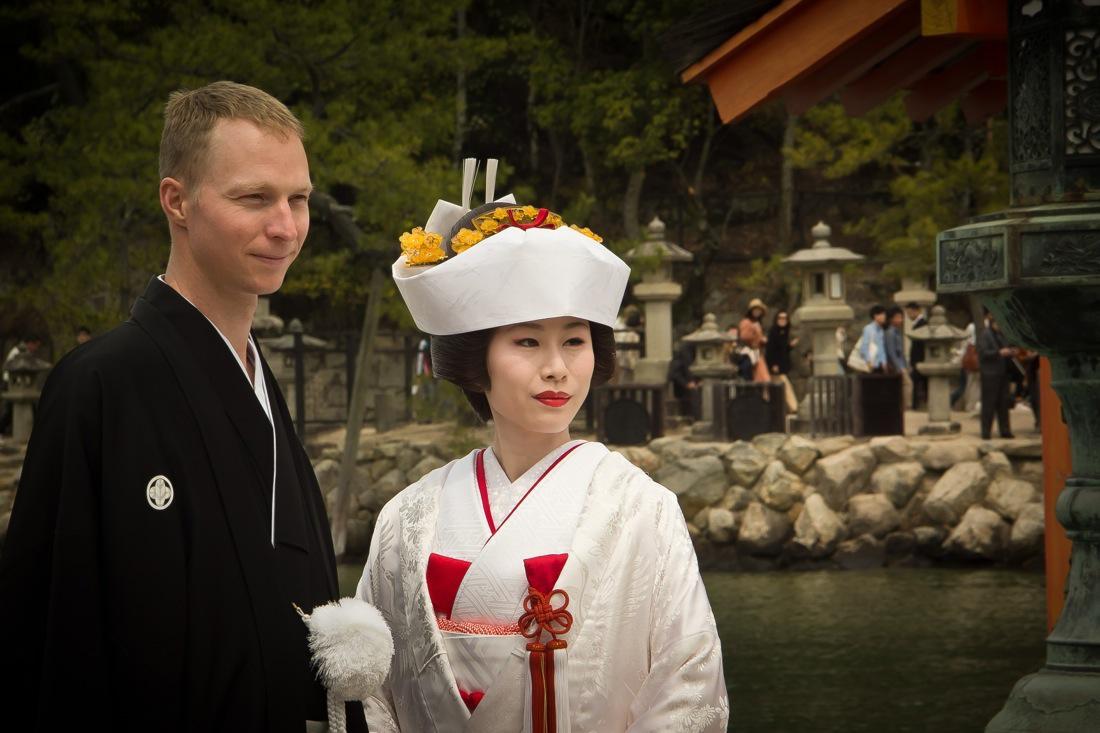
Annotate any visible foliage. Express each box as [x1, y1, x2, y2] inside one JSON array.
[[788, 97, 1009, 279]]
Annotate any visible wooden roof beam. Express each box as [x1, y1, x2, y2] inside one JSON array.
[[921, 0, 1007, 39], [840, 36, 971, 117], [784, 2, 921, 116], [960, 78, 1008, 124], [682, 0, 912, 124], [903, 41, 1008, 121]]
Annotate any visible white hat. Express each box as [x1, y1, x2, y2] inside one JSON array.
[[392, 160, 631, 336]]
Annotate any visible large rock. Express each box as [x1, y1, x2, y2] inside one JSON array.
[[834, 534, 885, 570], [811, 445, 876, 511], [707, 508, 738, 544], [1009, 503, 1045, 558], [754, 460, 805, 512], [312, 458, 340, 493], [367, 457, 396, 481], [752, 432, 789, 458], [869, 436, 914, 464], [870, 461, 926, 508], [917, 442, 980, 471], [884, 531, 916, 558], [986, 478, 1039, 521], [615, 446, 660, 474], [943, 506, 1008, 560], [723, 442, 770, 487], [395, 447, 421, 473], [407, 455, 446, 483], [924, 462, 990, 525], [816, 435, 856, 457], [656, 455, 728, 517], [792, 493, 846, 558], [778, 435, 820, 475], [345, 518, 373, 556], [847, 494, 902, 538], [981, 450, 1014, 480], [737, 502, 792, 556], [360, 467, 407, 511], [992, 438, 1043, 459], [720, 485, 753, 512], [913, 526, 948, 557]]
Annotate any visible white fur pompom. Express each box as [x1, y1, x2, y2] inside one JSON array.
[[305, 597, 394, 700]]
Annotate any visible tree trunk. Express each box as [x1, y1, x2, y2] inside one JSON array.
[[331, 268, 385, 558], [778, 112, 798, 252], [623, 167, 646, 240], [452, 6, 467, 163]]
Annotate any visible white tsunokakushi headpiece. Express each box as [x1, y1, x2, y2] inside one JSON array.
[[393, 158, 631, 335]]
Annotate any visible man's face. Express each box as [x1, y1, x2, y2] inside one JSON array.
[[891, 312, 904, 328], [906, 307, 920, 321], [484, 317, 595, 436], [182, 118, 311, 296], [874, 312, 887, 326]]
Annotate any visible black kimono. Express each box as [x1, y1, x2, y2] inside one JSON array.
[[0, 278, 366, 731]]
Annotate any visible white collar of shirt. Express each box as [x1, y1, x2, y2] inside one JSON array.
[[158, 275, 278, 544]]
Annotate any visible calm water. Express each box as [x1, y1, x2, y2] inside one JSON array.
[[338, 566, 1046, 732]]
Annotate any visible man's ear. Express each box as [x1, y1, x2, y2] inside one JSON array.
[[160, 177, 189, 228]]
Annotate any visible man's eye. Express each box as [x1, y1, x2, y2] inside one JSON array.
[[290, 195, 310, 205], [241, 194, 265, 203]]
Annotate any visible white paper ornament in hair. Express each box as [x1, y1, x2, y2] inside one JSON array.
[[303, 597, 394, 700], [393, 224, 630, 335]]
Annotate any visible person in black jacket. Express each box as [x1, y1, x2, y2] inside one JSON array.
[[905, 302, 928, 409], [977, 310, 1018, 440], [0, 82, 367, 732]]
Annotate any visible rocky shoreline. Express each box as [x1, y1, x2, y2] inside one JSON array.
[[0, 427, 1047, 571]]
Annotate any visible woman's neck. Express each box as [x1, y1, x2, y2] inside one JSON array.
[[491, 420, 573, 482]]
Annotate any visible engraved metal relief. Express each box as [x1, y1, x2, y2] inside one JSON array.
[[1023, 232, 1100, 276], [939, 236, 1006, 285], [1014, 33, 1052, 164], [1066, 29, 1100, 155]]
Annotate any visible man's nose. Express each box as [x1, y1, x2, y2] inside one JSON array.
[[266, 199, 298, 241]]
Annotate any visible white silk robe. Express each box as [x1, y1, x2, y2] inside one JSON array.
[[356, 446, 729, 732]]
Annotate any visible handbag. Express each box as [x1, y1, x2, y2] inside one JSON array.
[[847, 334, 870, 373], [962, 343, 979, 373]]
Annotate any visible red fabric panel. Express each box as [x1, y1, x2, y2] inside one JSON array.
[[524, 553, 569, 596], [459, 688, 485, 712], [426, 553, 471, 619]]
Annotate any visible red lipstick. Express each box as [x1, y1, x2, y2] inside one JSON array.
[[534, 391, 571, 408]]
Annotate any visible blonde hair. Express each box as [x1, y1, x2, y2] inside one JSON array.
[[159, 80, 305, 186]]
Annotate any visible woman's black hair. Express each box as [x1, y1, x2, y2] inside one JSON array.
[[431, 323, 617, 422]]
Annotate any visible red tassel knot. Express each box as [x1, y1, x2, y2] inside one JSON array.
[[519, 586, 573, 645]]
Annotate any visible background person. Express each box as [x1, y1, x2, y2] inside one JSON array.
[[858, 305, 888, 372], [738, 297, 771, 383], [978, 310, 1017, 439], [886, 306, 912, 408], [765, 309, 799, 413]]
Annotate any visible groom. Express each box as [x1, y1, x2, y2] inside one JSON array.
[[0, 82, 367, 731]]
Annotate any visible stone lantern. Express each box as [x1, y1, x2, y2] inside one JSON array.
[[936, 4, 1100, 728], [909, 306, 966, 435], [625, 216, 693, 385], [252, 296, 284, 337], [783, 221, 864, 377], [681, 313, 735, 438], [2, 350, 52, 443]]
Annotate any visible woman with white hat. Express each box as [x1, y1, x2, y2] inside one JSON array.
[[355, 161, 727, 732]]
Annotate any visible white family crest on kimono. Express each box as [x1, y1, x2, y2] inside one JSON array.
[[356, 442, 729, 732]]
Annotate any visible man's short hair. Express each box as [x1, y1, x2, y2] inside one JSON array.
[[886, 305, 903, 321], [870, 305, 887, 318], [159, 81, 305, 187], [905, 301, 921, 310]]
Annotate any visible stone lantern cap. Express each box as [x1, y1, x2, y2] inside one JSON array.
[[783, 221, 865, 266], [3, 350, 51, 376], [909, 305, 967, 343], [624, 216, 693, 263], [682, 313, 734, 345], [263, 319, 333, 351]]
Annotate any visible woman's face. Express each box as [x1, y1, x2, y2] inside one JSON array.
[[752, 306, 764, 320], [777, 313, 789, 327], [484, 316, 594, 436]]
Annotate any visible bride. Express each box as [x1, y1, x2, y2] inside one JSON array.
[[357, 163, 727, 732]]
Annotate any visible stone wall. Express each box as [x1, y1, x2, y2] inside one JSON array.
[[0, 428, 1047, 572], [310, 431, 1047, 568]]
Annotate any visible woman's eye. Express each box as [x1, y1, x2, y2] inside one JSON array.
[[515, 338, 538, 347], [566, 338, 586, 346]]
